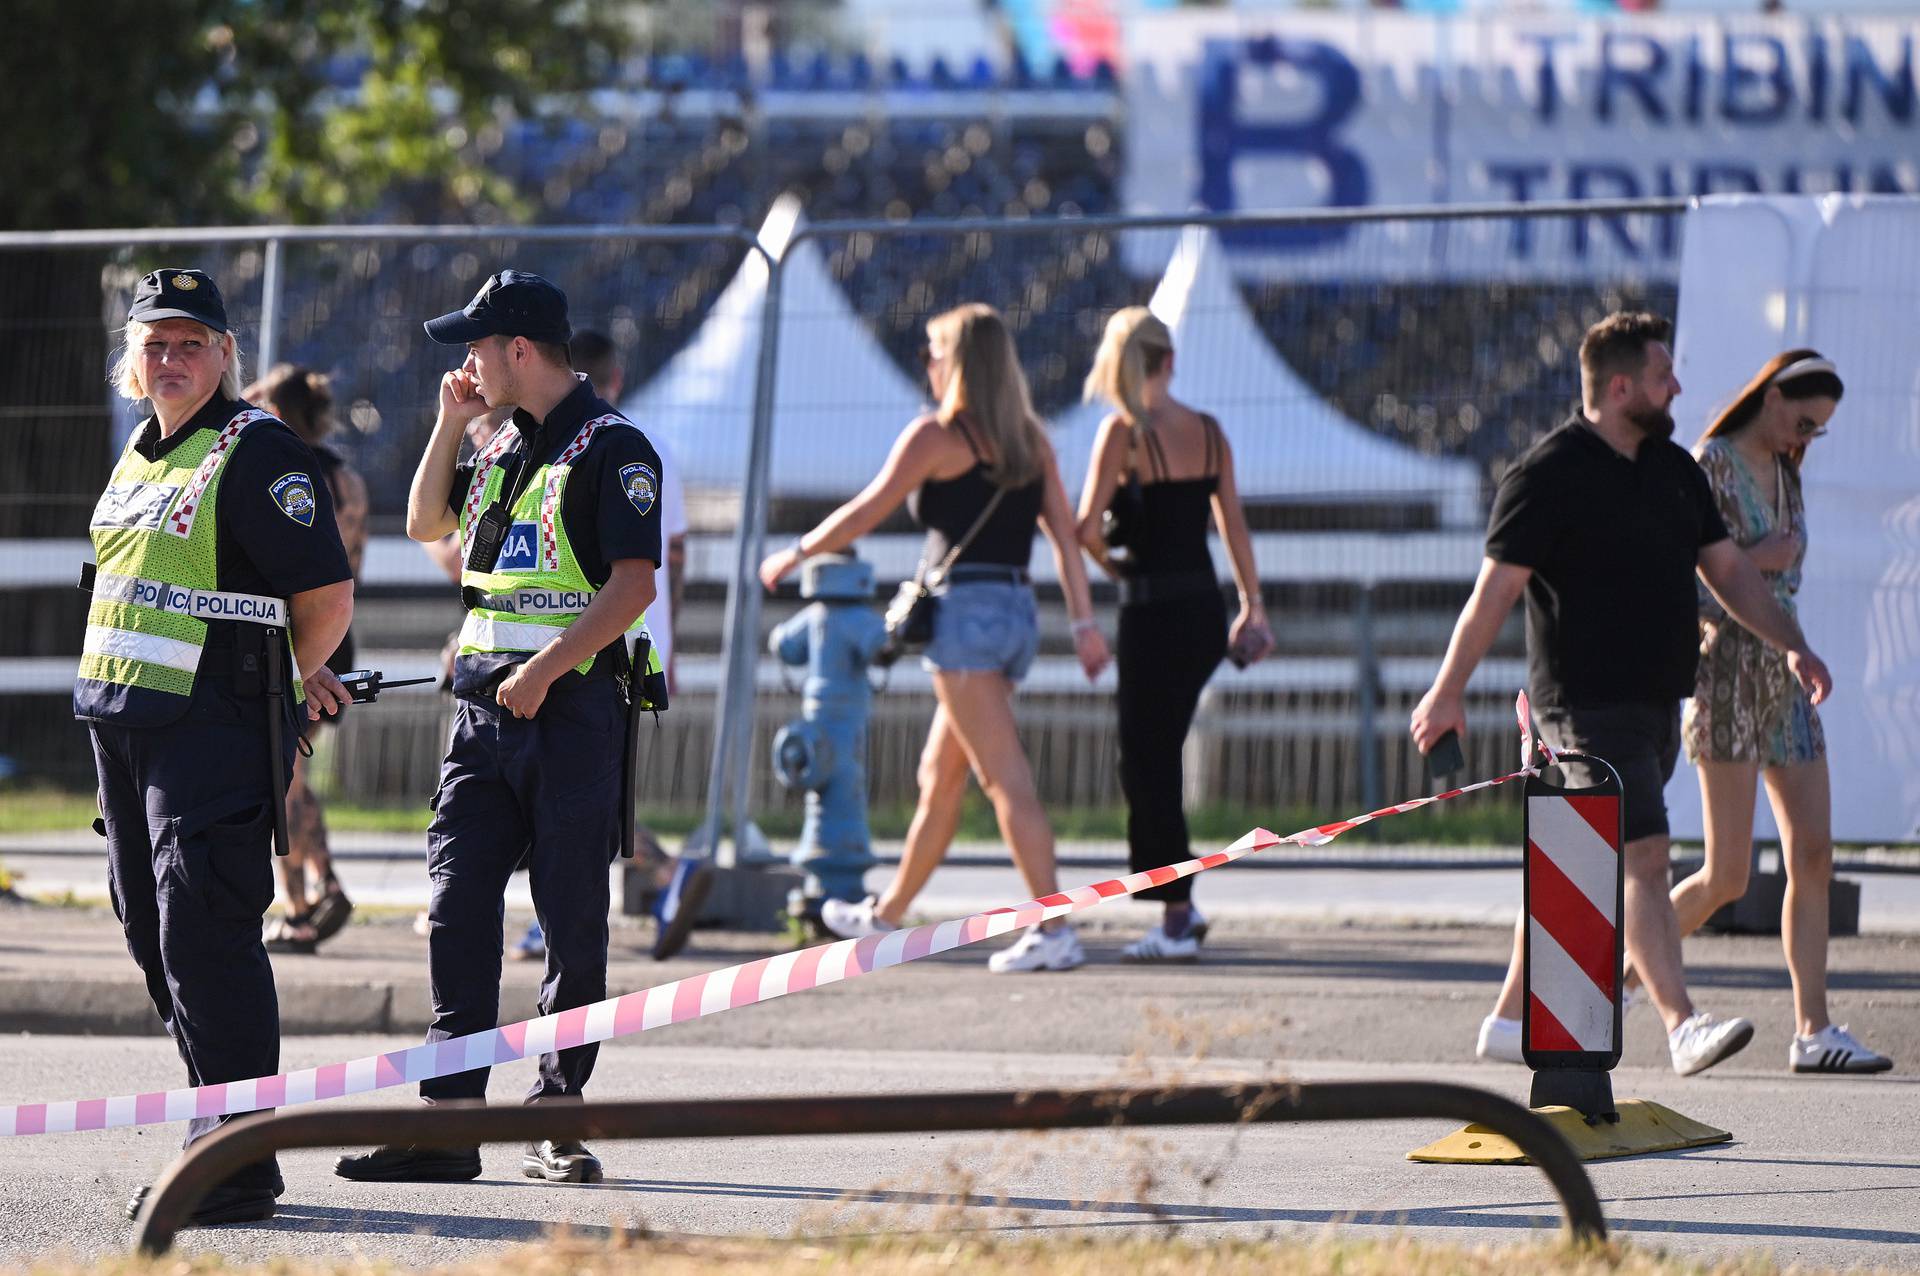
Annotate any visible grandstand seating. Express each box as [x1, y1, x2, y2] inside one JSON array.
[[252, 85, 1672, 518]]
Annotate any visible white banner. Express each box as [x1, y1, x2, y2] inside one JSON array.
[[1123, 13, 1920, 280], [1665, 194, 1920, 844]]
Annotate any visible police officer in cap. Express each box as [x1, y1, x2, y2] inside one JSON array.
[[335, 270, 663, 1186], [83, 269, 354, 1225]]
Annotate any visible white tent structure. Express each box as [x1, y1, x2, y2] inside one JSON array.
[[1052, 226, 1482, 528], [623, 194, 928, 498]]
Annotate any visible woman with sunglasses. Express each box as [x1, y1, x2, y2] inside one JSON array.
[[759, 303, 1110, 971], [1671, 349, 1890, 1074]]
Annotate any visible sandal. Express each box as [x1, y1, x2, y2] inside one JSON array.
[[263, 912, 319, 954], [309, 885, 354, 943]]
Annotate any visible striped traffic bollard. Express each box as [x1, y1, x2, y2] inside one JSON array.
[[1522, 753, 1625, 1122]]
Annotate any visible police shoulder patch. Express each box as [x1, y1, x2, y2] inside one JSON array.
[[619, 462, 658, 516], [270, 472, 317, 527]]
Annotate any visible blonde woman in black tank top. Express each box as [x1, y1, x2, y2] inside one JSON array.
[[1076, 307, 1270, 961], [761, 304, 1110, 972]]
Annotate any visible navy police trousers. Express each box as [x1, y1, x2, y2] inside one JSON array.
[[89, 688, 287, 1192], [422, 678, 625, 1104]]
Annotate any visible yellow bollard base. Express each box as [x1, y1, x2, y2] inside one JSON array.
[[1407, 1098, 1731, 1164]]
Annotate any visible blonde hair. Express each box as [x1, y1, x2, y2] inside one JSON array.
[[110, 319, 245, 403], [928, 303, 1046, 488], [1082, 306, 1173, 427]]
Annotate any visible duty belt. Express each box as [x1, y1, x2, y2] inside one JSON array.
[[461, 585, 598, 615], [87, 568, 288, 627]]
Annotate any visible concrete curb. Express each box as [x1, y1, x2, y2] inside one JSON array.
[[0, 978, 561, 1037]]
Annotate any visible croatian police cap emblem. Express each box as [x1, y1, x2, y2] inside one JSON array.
[[172, 274, 200, 291], [270, 472, 317, 527], [620, 462, 658, 516]]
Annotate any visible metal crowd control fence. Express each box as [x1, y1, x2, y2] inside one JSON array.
[[0, 220, 770, 861], [702, 197, 1688, 855], [0, 198, 1686, 847], [132, 1079, 1607, 1255]]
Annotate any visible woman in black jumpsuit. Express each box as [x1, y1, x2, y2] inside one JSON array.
[[1077, 307, 1270, 960]]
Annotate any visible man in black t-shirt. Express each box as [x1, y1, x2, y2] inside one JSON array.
[[1411, 312, 1832, 1078]]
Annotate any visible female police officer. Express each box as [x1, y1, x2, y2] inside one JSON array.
[[83, 269, 353, 1226]]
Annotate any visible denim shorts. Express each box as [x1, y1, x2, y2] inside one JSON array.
[[922, 580, 1039, 681]]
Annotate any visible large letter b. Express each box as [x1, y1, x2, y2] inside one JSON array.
[[1196, 36, 1370, 250]]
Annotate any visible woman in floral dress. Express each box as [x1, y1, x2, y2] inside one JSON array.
[[1672, 349, 1889, 1074]]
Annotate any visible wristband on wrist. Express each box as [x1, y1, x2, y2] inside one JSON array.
[[1070, 617, 1098, 636], [789, 537, 810, 560]]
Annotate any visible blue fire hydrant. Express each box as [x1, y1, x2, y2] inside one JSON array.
[[769, 555, 888, 910]]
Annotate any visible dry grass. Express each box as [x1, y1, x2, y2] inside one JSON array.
[[8, 1233, 1906, 1276]]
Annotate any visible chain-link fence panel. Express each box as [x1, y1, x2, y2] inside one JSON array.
[[738, 203, 1684, 827], [0, 226, 757, 817]]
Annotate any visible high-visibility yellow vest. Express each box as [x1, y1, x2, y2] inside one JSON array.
[[77, 406, 303, 724], [456, 415, 658, 679]]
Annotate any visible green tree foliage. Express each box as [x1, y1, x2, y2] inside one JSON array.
[[0, 1, 632, 541], [5, 0, 631, 230]]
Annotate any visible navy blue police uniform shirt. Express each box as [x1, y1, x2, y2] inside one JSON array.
[[446, 377, 664, 697], [125, 393, 352, 707], [1485, 413, 1729, 710]]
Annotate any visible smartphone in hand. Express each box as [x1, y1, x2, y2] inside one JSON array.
[[1227, 622, 1274, 669], [1426, 729, 1465, 779]]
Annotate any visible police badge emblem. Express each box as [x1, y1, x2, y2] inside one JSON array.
[[270, 472, 318, 527], [620, 462, 658, 516]]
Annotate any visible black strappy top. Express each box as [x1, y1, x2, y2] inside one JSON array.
[[905, 417, 1045, 569], [1122, 413, 1222, 578]]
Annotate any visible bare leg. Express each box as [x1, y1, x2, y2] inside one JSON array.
[[278, 754, 317, 921], [928, 670, 1063, 923], [1492, 910, 1526, 1020], [1494, 830, 1695, 1031], [1624, 834, 1694, 1032], [1764, 759, 1834, 1036], [873, 704, 970, 926], [265, 754, 325, 947], [1671, 759, 1760, 936], [287, 750, 334, 901]]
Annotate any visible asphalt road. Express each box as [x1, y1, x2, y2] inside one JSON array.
[[1, 918, 1916, 1271]]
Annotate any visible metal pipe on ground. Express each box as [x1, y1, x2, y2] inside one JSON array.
[[133, 1079, 1605, 1255]]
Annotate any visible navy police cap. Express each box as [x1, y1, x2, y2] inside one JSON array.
[[424, 270, 572, 346], [129, 269, 229, 332]]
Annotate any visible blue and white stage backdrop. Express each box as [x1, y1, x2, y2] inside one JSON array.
[[1123, 13, 1920, 279]]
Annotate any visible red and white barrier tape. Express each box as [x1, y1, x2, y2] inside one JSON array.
[[0, 717, 1543, 1138]]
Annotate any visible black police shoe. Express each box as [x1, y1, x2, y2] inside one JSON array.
[[522, 1139, 604, 1183], [333, 1144, 482, 1182], [125, 1181, 277, 1226]]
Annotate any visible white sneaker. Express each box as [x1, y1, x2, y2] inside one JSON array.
[[820, 896, 897, 940], [1669, 1012, 1755, 1076], [1790, 1024, 1893, 1074], [1476, 1014, 1525, 1064], [1121, 909, 1208, 962], [987, 924, 1085, 973]]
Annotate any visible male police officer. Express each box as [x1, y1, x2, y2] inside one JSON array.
[[85, 269, 353, 1225], [335, 271, 662, 1186]]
